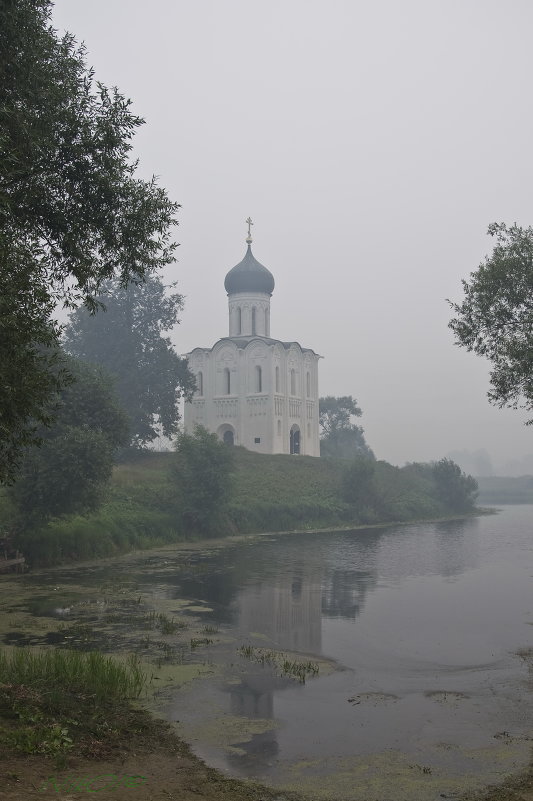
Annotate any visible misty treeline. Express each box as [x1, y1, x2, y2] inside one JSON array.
[[64, 273, 196, 445], [319, 396, 374, 459]]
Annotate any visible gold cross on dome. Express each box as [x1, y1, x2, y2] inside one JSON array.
[[246, 217, 253, 242]]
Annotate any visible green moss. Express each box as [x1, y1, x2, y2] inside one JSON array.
[[184, 714, 280, 753]]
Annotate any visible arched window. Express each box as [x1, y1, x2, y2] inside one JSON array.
[[290, 425, 300, 455], [275, 365, 280, 393], [236, 307, 241, 335], [251, 307, 256, 335], [265, 307, 269, 336], [306, 371, 311, 398], [196, 371, 203, 396], [255, 365, 262, 393], [277, 419, 281, 436], [290, 368, 296, 396], [223, 367, 231, 395]]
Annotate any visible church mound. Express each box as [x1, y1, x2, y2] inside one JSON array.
[[6, 447, 477, 568]]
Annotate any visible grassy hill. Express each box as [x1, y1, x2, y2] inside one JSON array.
[[4, 448, 477, 567]]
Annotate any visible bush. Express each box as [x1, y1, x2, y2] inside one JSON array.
[[172, 426, 234, 535], [341, 457, 376, 505], [432, 458, 478, 512]]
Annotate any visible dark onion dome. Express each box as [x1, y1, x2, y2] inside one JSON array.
[[224, 244, 275, 296]]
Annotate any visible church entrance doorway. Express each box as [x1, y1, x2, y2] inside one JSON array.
[[218, 424, 235, 446], [290, 425, 300, 455]]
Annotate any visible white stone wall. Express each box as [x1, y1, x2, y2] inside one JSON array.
[[184, 338, 320, 456], [228, 292, 271, 337]]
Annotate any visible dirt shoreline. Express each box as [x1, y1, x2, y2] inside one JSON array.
[[1, 710, 533, 801]]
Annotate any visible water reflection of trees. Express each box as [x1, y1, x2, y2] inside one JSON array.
[[321, 568, 377, 619], [433, 517, 479, 578]]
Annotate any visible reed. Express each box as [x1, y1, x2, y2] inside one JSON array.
[[0, 648, 148, 702], [238, 645, 319, 683]]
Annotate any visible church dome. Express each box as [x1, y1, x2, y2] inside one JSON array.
[[224, 244, 275, 296]]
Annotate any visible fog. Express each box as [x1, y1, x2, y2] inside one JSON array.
[[52, 0, 532, 473]]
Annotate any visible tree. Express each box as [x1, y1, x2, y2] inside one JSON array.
[[64, 274, 196, 445], [173, 426, 234, 535], [0, 0, 179, 482], [319, 396, 374, 459], [448, 223, 533, 423], [9, 356, 130, 524], [432, 458, 478, 512], [341, 456, 376, 505], [0, 240, 67, 483]]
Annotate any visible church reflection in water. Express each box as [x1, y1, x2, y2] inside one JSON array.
[[237, 569, 323, 653], [222, 556, 378, 773], [322, 568, 378, 619]]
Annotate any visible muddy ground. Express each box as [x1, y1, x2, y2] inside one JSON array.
[[1, 714, 533, 801]]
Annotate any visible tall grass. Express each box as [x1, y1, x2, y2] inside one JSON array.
[[17, 503, 181, 566], [0, 648, 147, 701]]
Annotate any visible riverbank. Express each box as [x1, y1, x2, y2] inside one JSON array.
[[3, 448, 480, 568], [1, 639, 532, 801], [1, 647, 532, 801], [0, 665, 306, 801]]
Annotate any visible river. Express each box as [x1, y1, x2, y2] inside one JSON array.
[[2, 505, 533, 800]]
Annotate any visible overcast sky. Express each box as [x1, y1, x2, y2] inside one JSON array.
[[52, 0, 532, 472]]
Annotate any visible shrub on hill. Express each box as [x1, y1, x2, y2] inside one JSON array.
[[172, 426, 234, 536]]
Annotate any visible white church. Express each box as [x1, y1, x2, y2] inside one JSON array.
[[184, 222, 321, 456]]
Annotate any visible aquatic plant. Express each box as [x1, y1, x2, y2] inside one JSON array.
[[190, 637, 213, 650], [281, 659, 319, 682], [143, 611, 188, 635], [237, 645, 319, 683]]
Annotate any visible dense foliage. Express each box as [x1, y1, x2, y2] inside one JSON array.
[[319, 396, 374, 459], [432, 458, 478, 512], [9, 357, 129, 525], [341, 457, 376, 505], [64, 274, 195, 445], [172, 426, 235, 535], [449, 222, 533, 423], [0, 0, 179, 482]]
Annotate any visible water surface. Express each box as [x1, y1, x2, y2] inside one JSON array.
[[2, 506, 533, 800]]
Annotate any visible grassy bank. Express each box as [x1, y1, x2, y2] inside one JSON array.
[[0, 648, 147, 765], [0, 646, 305, 801], [2, 448, 477, 567]]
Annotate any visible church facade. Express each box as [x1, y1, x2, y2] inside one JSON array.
[[184, 227, 321, 456]]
